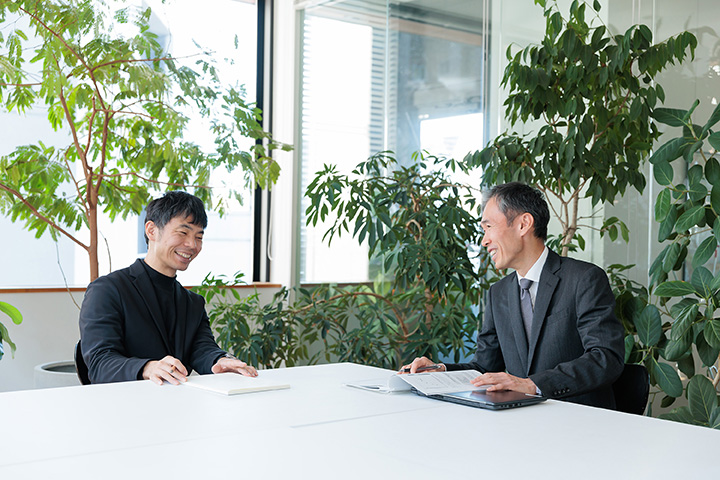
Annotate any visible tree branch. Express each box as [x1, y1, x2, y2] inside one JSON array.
[[0, 182, 88, 251]]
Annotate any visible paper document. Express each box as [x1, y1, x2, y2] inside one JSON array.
[[182, 373, 290, 396], [346, 370, 489, 395]]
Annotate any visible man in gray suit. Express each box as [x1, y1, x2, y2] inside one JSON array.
[[402, 182, 625, 408]]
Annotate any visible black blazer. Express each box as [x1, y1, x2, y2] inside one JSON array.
[[79, 259, 225, 384], [447, 250, 625, 409]]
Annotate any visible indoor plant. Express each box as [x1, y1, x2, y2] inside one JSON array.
[[468, 0, 696, 254], [639, 100, 720, 428], [197, 151, 494, 369]]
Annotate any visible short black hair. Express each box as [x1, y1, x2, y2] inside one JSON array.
[[144, 191, 208, 245], [485, 182, 550, 240]]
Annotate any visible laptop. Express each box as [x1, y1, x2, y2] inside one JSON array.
[[421, 389, 546, 410]]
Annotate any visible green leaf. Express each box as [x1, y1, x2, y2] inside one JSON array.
[[653, 108, 688, 127], [653, 159, 674, 186], [655, 188, 671, 222], [709, 408, 720, 429], [706, 158, 720, 186], [0, 302, 23, 325], [634, 305, 662, 347], [677, 354, 695, 379], [659, 406, 699, 425], [658, 205, 678, 242], [653, 281, 697, 297], [702, 102, 720, 135], [713, 186, 720, 214], [704, 318, 720, 348], [662, 242, 681, 273], [692, 236, 717, 269], [696, 331, 720, 366], [687, 374, 718, 424], [691, 266, 714, 297], [650, 358, 683, 398], [649, 137, 685, 166], [709, 132, 720, 151], [663, 332, 692, 361], [675, 205, 705, 232]]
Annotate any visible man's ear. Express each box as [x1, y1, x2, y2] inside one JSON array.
[[145, 221, 158, 243], [518, 212, 535, 237]]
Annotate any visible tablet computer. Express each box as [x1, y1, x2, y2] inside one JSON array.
[[428, 389, 546, 410]]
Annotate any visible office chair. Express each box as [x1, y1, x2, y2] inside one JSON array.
[[612, 363, 649, 415], [74, 340, 91, 385]]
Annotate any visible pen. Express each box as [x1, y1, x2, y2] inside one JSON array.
[[399, 364, 443, 373]]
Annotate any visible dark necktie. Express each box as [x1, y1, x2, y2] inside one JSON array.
[[520, 278, 534, 339]]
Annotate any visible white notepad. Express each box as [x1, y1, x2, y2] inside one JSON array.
[[182, 373, 290, 396]]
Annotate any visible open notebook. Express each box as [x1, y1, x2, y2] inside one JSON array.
[[182, 373, 290, 396]]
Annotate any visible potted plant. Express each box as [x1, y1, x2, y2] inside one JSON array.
[[196, 151, 492, 369], [634, 100, 720, 428], [468, 0, 696, 255]]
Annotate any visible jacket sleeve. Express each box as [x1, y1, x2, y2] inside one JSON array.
[[79, 277, 151, 384], [529, 265, 625, 399]]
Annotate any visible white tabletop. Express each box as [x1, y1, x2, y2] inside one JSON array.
[[1, 362, 717, 478]]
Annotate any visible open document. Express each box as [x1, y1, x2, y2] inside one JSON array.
[[346, 370, 490, 395]]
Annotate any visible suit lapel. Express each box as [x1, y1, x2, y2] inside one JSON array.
[[129, 260, 173, 353], [501, 272, 530, 374], [527, 251, 561, 372]]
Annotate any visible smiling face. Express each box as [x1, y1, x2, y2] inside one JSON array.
[[480, 197, 523, 271], [144, 215, 204, 277]]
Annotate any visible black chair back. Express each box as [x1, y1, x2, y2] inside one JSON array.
[[612, 363, 649, 415], [75, 340, 91, 385]]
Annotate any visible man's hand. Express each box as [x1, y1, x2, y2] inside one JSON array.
[[212, 357, 258, 377], [142, 355, 188, 385], [471, 372, 537, 395], [399, 356, 446, 374]]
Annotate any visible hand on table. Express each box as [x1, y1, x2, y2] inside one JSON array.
[[143, 355, 188, 385], [212, 357, 258, 377], [398, 356, 446, 374], [471, 372, 537, 395]]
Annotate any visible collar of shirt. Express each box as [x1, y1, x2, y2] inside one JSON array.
[[516, 246, 549, 307]]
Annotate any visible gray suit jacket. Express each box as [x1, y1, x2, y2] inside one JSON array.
[[447, 250, 624, 409], [79, 259, 225, 384]]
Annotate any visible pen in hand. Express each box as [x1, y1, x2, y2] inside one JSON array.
[[399, 364, 443, 373]]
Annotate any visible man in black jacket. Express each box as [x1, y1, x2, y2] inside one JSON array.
[[79, 191, 257, 384]]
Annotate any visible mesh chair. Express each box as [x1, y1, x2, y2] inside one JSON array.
[[75, 340, 91, 385], [612, 363, 649, 415]]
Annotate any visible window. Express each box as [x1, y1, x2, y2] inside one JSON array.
[[297, 0, 490, 283], [0, 0, 260, 287]]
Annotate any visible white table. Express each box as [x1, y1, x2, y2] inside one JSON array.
[[0, 363, 717, 478]]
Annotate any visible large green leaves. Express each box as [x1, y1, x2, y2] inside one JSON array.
[[688, 375, 719, 424], [634, 305, 662, 347], [650, 357, 683, 398]]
